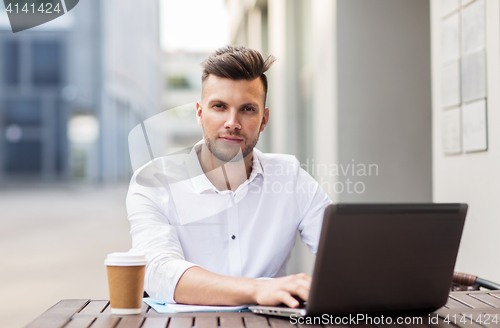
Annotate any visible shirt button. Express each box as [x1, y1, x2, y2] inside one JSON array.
[[231, 235, 236, 240]]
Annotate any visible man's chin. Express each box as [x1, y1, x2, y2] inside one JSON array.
[[213, 149, 244, 162], [209, 140, 244, 162]]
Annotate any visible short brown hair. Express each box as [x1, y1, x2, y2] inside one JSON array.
[[201, 45, 276, 105]]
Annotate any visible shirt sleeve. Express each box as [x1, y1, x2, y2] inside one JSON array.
[[126, 170, 199, 304], [295, 165, 333, 254]]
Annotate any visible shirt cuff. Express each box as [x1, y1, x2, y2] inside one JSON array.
[[146, 259, 199, 304]]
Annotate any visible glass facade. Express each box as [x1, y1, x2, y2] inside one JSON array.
[[0, 35, 65, 178], [32, 41, 61, 85], [2, 40, 20, 85], [4, 98, 42, 126]]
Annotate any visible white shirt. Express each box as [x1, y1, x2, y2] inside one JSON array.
[[126, 141, 332, 303]]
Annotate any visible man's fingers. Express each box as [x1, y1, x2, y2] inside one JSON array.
[[279, 292, 300, 308], [295, 273, 312, 283], [292, 273, 312, 287], [294, 286, 310, 302], [287, 275, 311, 295]]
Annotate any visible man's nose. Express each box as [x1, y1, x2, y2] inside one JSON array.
[[224, 109, 241, 130]]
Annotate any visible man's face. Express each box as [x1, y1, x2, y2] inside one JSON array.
[[196, 75, 269, 162]]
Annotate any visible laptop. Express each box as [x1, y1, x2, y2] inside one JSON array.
[[249, 203, 467, 317]]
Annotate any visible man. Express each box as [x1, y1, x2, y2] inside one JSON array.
[[127, 45, 332, 308]]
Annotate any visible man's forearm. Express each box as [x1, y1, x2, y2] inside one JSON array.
[[173, 266, 258, 305]]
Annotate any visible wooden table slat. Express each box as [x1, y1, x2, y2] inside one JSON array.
[[468, 293, 500, 308], [27, 292, 500, 328], [142, 317, 170, 328], [115, 316, 145, 328], [400, 321, 428, 328], [79, 301, 109, 314], [269, 317, 296, 328], [373, 324, 408, 328], [194, 316, 218, 328], [446, 296, 474, 309], [168, 317, 194, 328], [142, 302, 151, 313], [489, 291, 500, 298], [101, 304, 112, 314], [220, 316, 245, 328], [88, 316, 121, 328], [451, 294, 496, 309], [25, 299, 90, 328], [63, 316, 96, 328], [244, 316, 270, 328], [297, 323, 323, 328]]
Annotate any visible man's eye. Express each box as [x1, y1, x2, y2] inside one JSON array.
[[214, 104, 224, 108], [243, 107, 255, 112]]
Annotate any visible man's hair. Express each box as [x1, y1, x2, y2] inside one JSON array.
[[201, 45, 276, 105]]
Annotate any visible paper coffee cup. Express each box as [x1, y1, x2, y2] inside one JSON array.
[[105, 250, 147, 315]]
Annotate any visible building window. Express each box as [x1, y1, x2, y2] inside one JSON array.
[[2, 40, 20, 85], [32, 41, 61, 86], [5, 141, 42, 173], [4, 98, 42, 126]]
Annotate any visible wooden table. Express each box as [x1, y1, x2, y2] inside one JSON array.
[[25, 290, 500, 328]]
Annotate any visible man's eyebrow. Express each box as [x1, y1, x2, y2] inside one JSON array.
[[208, 99, 228, 106], [240, 102, 260, 108]]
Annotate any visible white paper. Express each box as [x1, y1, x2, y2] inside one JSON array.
[[462, 99, 487, 152], [166, 303, 249, 313], [442, 107, 462, 155], [143, 298, 249, 313], [461, 50, 486, 102], [441, 13, 460, 63], [462, 0, 485, 54], [441, 60, 460, 108]]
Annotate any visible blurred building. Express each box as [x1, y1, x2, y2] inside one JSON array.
[[161, 51, 206, 153], [230, 0, 500, 285], [227, 0, 432, 203], [227, 0, 432, 274], [0, 0, 161, 183]]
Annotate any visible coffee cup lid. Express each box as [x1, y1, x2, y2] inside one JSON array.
[[104, 249, 147, 266]]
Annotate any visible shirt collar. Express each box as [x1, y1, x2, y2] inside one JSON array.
[[184, 139, 264, 194]]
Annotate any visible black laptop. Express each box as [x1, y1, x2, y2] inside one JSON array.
[[249, 203, 467, 317]]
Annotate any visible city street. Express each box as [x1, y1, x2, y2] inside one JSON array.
[[0, 184, 132, 328]]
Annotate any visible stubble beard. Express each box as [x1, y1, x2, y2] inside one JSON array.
[[203, 124, 261, 163]]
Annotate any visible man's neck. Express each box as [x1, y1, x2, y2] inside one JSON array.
[[197, 143, 253, 192]]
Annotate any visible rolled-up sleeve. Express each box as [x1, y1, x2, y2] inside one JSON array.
[[295, 166, 333, 254], [126, 171, 198, 304]]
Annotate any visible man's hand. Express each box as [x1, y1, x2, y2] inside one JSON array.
[[174, 267, 312, 307], [253, 273, 312, 308]]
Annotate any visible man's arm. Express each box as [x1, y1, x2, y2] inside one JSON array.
[[296, 166, 333, 254], [174, 266, 311, 308]]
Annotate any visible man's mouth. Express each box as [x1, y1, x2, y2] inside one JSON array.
[[219, 136, 244, 143]]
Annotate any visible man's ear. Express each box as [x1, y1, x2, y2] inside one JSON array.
[[260, 108, 270, 132], [196, 101, 203, 127]]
